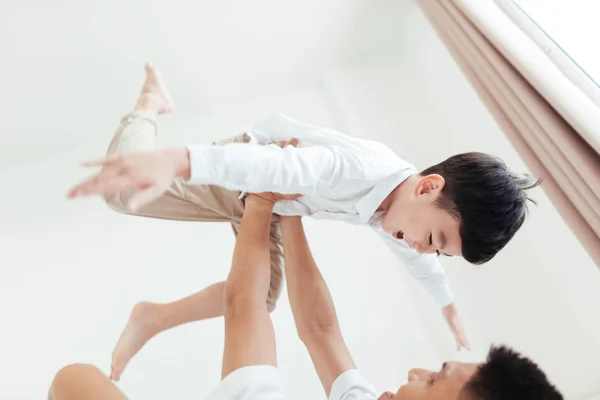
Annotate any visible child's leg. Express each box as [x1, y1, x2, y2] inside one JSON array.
[[105, 64, 285, 381], [49, 364, 127, 400], [103, 63, 219, 221], [109, 223, 284, 381]]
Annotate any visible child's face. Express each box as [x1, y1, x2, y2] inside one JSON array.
[[382, 175, 462, 258]]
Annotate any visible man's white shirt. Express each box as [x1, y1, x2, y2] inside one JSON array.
[[206, 366, 380, 400]]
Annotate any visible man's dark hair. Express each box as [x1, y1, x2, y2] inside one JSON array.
[[461, 345, 563, 400], [421, 152, 541, 265]]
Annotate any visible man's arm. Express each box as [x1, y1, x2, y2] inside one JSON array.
[[280, 216, 356, 396], [221, 196, 277, 378]]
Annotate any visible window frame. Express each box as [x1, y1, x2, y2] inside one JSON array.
[[494, 0, 600, 108]]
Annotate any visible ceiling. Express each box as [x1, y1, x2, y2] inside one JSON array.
[[0, 0, 411, 165]]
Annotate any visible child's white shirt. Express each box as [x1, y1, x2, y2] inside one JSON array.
[[187, 115, 452, 307]]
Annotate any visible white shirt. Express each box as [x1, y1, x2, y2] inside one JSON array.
[[206, 365, 285, 400], [330, 370, 380, 400], [205, 366, 378, 400], [187, 115, 453, 307]]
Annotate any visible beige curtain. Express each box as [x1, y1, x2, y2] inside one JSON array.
[[418, 0, 600, 267]]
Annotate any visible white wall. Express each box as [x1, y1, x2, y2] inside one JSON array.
[[580, 394, 600, 400], [1, 3, 600, 400]]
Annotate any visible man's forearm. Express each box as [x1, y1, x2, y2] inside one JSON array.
[[280, 217, 340, 337], [280, 216, 357, 394], [224, 197, 274, 305], [221, 197, 278, 376]]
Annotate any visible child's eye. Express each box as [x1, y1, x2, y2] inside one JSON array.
[[429, 234, 441, 256]]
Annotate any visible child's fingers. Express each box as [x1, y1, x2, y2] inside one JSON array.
[[457, 336, 471, 352]]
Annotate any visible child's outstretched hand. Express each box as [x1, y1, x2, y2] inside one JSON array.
[[67, 147, 190, 212], [442, 303, 471, 351]]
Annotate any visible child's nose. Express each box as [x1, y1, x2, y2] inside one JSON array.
[[408, 368, 432, 382], [414, 242, 435, 254]]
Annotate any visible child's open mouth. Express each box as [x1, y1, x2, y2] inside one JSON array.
[[394, 230, 405, 240]]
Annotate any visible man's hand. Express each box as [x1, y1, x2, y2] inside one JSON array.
[[442, 303, 471, 351], [252, 192, 301, 203], [67, 147, 191, 212]]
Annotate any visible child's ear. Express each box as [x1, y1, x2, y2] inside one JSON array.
[[415, 174, 446, 196]]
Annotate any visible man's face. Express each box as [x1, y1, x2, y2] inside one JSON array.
[[381, 174, 463, 258], [378, 362, 480, 400]]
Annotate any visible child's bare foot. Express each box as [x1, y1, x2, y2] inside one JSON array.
[[133, 62, 175, 118], [110, 302, 164, 381]]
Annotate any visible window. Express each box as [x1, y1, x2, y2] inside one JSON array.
[[496, 0, 600, 106]]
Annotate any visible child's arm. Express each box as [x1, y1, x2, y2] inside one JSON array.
[[380, 231, 453, 306], [184, 114, 362, 195], [67, 137, 351, 211], [185, 141, 344, 194], [68, 117, 361, 210], [378, 231, 470, 351]]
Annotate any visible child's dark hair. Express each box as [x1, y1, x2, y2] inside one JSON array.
[[421, 152, 541, 265], [461, 345, 563, 400]]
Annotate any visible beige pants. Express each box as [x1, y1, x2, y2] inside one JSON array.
[[104, 113, 283, 311]]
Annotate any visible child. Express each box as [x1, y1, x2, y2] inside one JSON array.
[[68, 63, 539, 381]]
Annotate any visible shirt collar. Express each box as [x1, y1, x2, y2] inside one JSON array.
[[355, 169, 415, 224]]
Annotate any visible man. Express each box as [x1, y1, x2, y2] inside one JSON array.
[[49, 194, 563, 399]]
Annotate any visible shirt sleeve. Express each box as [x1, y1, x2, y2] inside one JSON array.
[[206, 365, 285, 400], [378, 231, 453, 307], [329, 369, 379, 400], [186, 142, 345, 194]]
